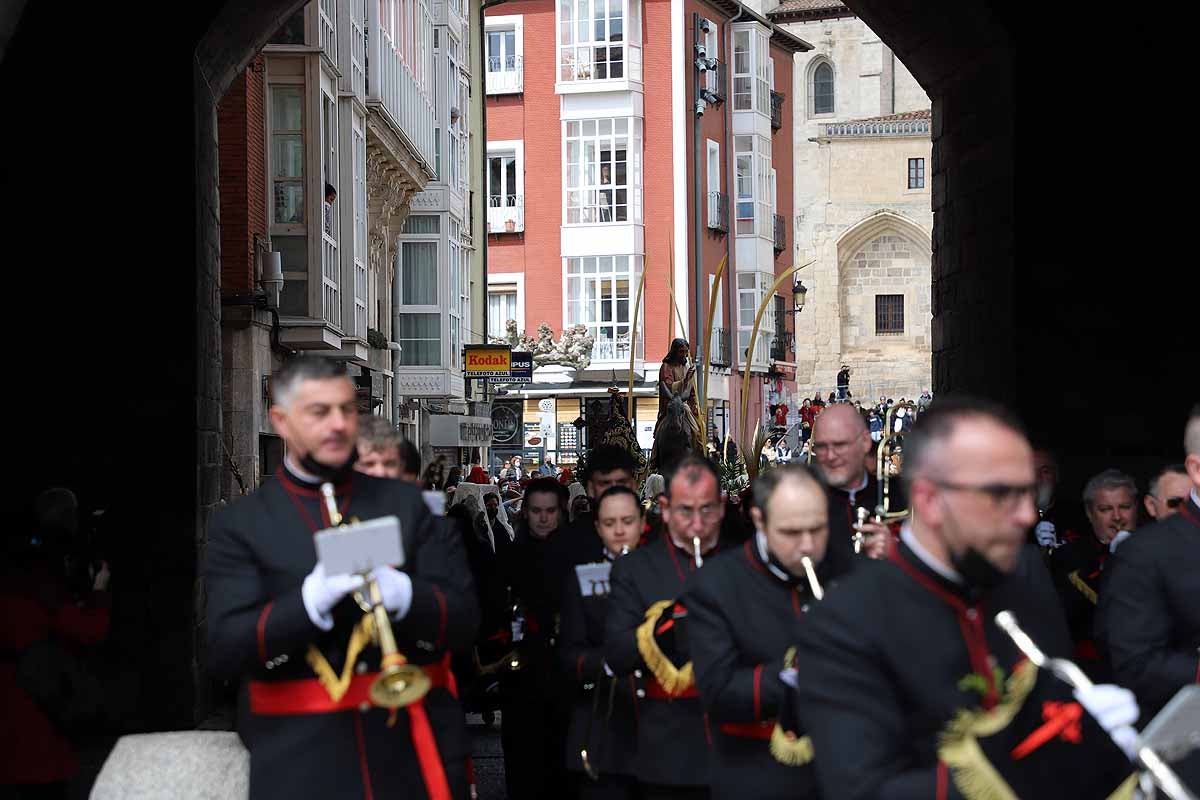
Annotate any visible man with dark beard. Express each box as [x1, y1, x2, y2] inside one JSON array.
[[205, 357, 479, 799], [684, 464, 855, 800], [793, 397, 1140, 800]]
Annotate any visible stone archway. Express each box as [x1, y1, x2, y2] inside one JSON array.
[[834, 211, 932, 400]]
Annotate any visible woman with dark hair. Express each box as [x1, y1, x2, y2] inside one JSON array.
[[560, 486, 644, 799]]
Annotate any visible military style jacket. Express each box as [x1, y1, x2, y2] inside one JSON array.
[[206, 466, 479, 800]]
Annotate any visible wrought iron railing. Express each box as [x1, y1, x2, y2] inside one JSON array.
[[770, 330, 793, 362], [773, 213, 786, 252], [710, 326, 733, 366], [770, 90, 784, 130], [486, 54, 523, 94], [487, 194, 524, 233], [707, 192, 728, 232]]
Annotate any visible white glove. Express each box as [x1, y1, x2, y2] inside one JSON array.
[[1074, 684, 1141, 760], [1109, 530, 1132, 553], [1034, 520, 1059, 548], [302, 562, 365, 631], [603, 661, 614, 678], [779, 667, 799, 689], [370, 566, 414, 621]]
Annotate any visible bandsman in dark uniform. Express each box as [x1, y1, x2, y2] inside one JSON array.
[[1098, 406, 1200, 768], [206, 358, 480, 800], [1049, 468, 1138, 682], [605, 454, 737, 800], [810, 404, 893, 559], [684, 464, 855, 800], [793, 397, 1141, 799], [560, 485, 645, 800]]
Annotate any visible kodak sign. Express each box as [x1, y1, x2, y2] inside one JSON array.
[[464, 344, 512, 378]]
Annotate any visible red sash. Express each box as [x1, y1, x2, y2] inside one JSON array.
[[719, 720, 776, 740], [250, 656, 457, 800], [643, 676, 700, 700]]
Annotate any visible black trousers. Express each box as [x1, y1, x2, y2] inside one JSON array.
[[639, 784, 709, 800], [500, 692, 570, 800]]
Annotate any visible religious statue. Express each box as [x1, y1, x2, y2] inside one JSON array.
[[650, 338, 703, 469]]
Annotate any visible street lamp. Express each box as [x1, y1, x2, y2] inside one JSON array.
[[573, 415, 586, 459], [792, 279, 808, 312]]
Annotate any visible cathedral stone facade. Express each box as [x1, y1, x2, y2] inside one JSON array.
[[772, 2, 933, 402]]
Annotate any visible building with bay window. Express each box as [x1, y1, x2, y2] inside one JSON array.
[[772, 0, 933, 402], [217, 0, 483, 495], [484, 0, 808, 469]]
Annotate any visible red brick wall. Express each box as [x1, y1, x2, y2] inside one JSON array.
[[771, 43, 796, 403], [217, 57, 267, 296]]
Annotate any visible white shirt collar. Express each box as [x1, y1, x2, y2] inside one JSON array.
[[1191, 488, 1200, 509], [900, 523, 963, 584], [756, 530, 793, 582], [846, 470, 870, 504]]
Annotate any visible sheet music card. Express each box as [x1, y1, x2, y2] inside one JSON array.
[[314, 515, 404, 576], [575, 562, 612, 597]]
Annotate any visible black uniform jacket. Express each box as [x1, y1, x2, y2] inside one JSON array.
[[206, 466, 480, 800], [793, 539, 1073, 800], [559, 551, 638, 777], [1049, 529, 1110, 680], [684, 537, 854, 800], [1097, 496, 1200, 721], [604, 532, 738, 787]]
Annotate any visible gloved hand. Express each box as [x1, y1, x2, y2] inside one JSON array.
[[1074, 684, 1141, 760], [370, 565, 414, 621], [1034, 520, 1058, 548], [302, 562, 365, 631], [779, 666, 799, 689], [1109, 530, 1132, 553]]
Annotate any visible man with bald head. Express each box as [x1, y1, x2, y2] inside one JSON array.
[[810, 403, 891, 558], [793, 396, 1140, 799]]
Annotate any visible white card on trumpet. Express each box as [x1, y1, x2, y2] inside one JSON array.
[[314, 515, 404, 576], [575, 562, 612, 597]]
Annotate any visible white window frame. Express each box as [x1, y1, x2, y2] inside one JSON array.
[[486, 273, 525, 340], [267, 78, 307, 233], [487, 139, 525, 233], [396, 216, 443, 367], [563, 117, 643, 225], [564, 255, 645, 363], [737, 270, 774, 369], [734, 134, 771, 239], [732, 24, 770, 116], [556, 0, 642, 86], [706, 138, 722, 229], [485, 15, 524, 94]]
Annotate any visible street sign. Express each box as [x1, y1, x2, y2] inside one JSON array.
[[464, 344, 512, 378], [489, 350, 533, 384]]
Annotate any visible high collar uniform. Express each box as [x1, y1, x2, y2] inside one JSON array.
[[791, 539, 1132, 800], [559, 549, 639, 798], [604, 532, 737, 790], [1097, 495, 1200, 721], [205, 465, 479, 800], [683, 538, 852, 800], [1049, 528, 1112, 680]]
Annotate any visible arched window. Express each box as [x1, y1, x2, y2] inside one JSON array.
[[812, 61, 834, 115]]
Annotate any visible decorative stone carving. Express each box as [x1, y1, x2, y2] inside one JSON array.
[[489, 320, 594, 370]]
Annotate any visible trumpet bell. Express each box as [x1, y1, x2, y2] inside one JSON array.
[[369, 657, 431, 708]]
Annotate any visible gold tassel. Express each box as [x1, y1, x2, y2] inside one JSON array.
[[768, 726, 814, 766], [937, 661, 1037, 800], [1105, 773, 1138, 800], [305, 615, 375, 702], [1069, 570, 1098, 605], [635, 600, 695, 695]]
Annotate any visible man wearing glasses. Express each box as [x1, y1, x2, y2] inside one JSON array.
[[792, 397, 1140, 799], [605, 455, 736, 800], [810, 404, 892, 559], [1142, 463, 1191, 521]]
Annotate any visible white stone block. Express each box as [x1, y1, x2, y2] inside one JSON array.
[[91, 732, 249, 800]]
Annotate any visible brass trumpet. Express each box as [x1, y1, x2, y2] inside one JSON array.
[[874, 402, 916, 522], [319, 483, 430, 708]]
